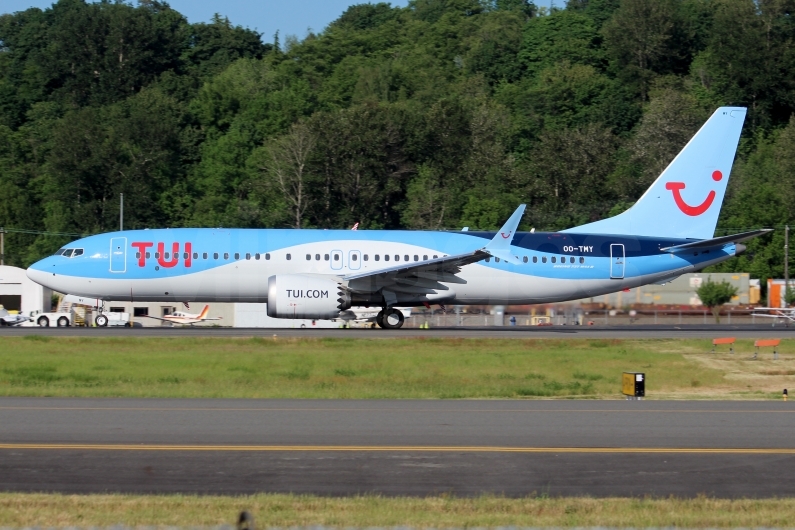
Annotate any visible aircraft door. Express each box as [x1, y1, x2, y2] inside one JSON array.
[[610, 244, 625, 279], [110, 237, 127, 273], [349, 250, 361, 270], [330, 250, 343, 270]]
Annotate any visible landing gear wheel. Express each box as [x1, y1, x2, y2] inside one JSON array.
[[57, 316, 70, 327], [95, 314, 109, 327], [376, 309, 386, 329], [37, 316, 49, 327], [381, 308, 405, 329]]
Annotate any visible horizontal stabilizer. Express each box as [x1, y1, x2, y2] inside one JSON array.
[[660, 229, 772, 252]]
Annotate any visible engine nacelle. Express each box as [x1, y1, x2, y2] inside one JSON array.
[[267, 274, 351, 319]]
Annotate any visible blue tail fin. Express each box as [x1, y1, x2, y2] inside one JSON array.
[[565, 107, 747, 239]]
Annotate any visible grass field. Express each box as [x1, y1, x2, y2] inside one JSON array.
[[3, 493, 795, 527], [1, 336, 792, 399]]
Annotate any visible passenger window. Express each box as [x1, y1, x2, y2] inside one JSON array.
[[433, 255, 438, 259], [496, 257, 501, 263], [579, 257, 585, 264], [352, 254, 358, 262], [73, 249, 83, 257], [286, 253, 291, 260], [155, 252, 160, 259], [266, 253, 271, 260], [213, 253, 218, 259], [523, 256, 528, 263], [423, 255, 428, 260], [542, 257, 547, 263], [414, 255, 418, 261], [183, 253, 188, 259], [404, 255, 409, 261], [315, 254, 320, 260], [334, 254, 340, 261], [246, 253, 251, 260], [146, 252, 151, 259], [255, 253, 260, 260], [223, 253, 229, 260], [234, 253, 239, 260], [306, 254, 311, 261], [485, 257, 490, 262], [203, 253, 208, 259], [384, 255, 390, 261], [136, 252, 141, 259], [375, 255, 380, 261], [395, 255, 400, 261], [193, 253, 198, 259], [164, 252, 170, 259], [63, 249, 74, 258], [570, 257, 575, 263], [551, 257, 556, 263], [363, 255, 369, 261], [324, 254, 329, 261], [533, 256, 537, 263]]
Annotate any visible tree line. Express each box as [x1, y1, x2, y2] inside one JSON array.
[[1, 0, 795, 289]]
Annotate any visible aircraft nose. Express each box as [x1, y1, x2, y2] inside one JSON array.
[[26, 258, 54, 286]]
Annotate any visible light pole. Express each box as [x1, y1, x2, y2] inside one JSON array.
[[786, 225, 790, 303]]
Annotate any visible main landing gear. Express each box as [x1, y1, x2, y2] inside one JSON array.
[[376, 307, 405, 329]]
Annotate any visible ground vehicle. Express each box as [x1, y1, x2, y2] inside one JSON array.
[[31, 310, 73, 327], [95, 312, 131, 327]]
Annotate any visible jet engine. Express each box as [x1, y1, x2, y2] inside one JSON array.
[[266, 274, 351, 319]]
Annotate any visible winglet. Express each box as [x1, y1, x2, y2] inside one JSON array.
[[483, 204, 526, 264]]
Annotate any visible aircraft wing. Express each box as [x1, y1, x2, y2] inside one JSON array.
[[343, 205, 526, 297], [140, 315, 178, 323], [660, 229, 772, 252]]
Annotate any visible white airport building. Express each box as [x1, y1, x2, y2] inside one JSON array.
[[0, 265, 52, 315]]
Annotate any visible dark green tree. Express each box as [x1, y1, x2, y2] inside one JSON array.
[[697, 277, 738, 323]]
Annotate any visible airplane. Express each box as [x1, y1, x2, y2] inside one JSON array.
[[0, 306, 29, 326], [145, 305, 222, 326], [750, 307, 795, 325], [26, 107, 772, 329]]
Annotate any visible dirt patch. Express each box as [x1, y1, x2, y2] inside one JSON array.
[[684, 353, 795, 395]]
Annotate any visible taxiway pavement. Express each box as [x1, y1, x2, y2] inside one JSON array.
[[0, 324, 793, 339], [1, 398, 793, 497]]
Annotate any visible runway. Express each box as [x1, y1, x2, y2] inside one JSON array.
[[2, 398, 794, 497], [0, 324, 793, 339]]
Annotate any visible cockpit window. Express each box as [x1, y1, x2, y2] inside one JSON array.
[[58, 248, 83, 258]]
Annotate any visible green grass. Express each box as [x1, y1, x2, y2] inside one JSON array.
[[1, 336, 788, 399], [3, 493, 795, 528]]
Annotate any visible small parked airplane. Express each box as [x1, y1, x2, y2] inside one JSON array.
[[145, 305, 222, 325], [750, 307, 795, 324], [27, 107, 773, 329]]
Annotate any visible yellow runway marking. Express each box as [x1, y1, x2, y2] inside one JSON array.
[[1, 444, 794, 454]]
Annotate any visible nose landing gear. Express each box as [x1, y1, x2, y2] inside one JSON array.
[[376, 307, 405, 329]]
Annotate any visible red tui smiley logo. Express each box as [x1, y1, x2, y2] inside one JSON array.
[[665, 170, 722, 216]]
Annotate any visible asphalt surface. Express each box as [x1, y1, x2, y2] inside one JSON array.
[[2, 398, 794, 497], [1, 324, 794, 339]]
